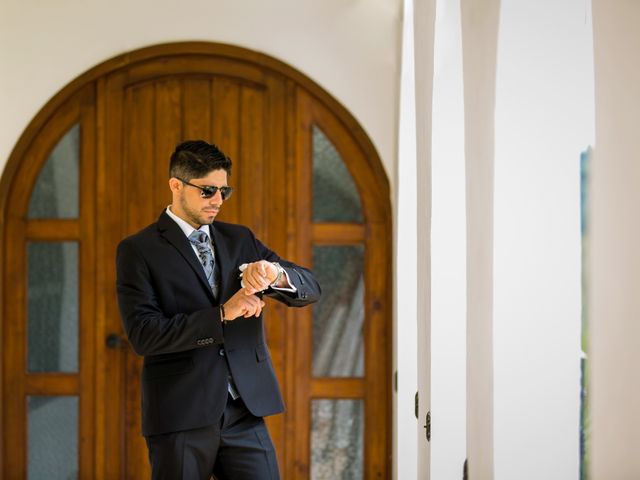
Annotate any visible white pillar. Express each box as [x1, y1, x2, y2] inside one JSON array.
[[460, 0, 501, 478], [394, 0, 418, 478], [591, 1, 640, 477], [431, 0, 467, 477], [413, 0, 437, 477]]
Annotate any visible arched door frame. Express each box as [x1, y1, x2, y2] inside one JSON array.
[[0, 42, 392, 478]]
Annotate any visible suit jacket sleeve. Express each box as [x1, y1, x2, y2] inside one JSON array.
[[116, 238, 224, 356], [252, 236, 321, 307]]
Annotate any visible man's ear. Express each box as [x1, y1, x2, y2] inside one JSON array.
[[169, 177, 182, 193]]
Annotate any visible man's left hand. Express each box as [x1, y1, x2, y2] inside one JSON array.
[[242, 261, 278, 295]]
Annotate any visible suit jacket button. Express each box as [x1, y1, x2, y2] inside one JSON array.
[[301, 292, 307, 299], [219, 348, 225, 356]]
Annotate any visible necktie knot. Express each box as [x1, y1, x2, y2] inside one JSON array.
[[189, 230, 209, 245]]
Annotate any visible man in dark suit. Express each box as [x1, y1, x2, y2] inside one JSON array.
[[116, 140, 320, 479]]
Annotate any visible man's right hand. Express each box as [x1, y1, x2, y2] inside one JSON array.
[[222, 288, 266, 320]]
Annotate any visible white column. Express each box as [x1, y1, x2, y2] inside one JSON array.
[[394, 0, 418, 478], [431, 0, 468, 477], [460, 0, 501, 478], [413, 0, 437, 477], [591, 1, 640, 478]]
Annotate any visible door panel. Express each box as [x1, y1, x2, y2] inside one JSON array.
[[294, 87, 391, 478], [2, 86, 97, 478], [103, 69, 279, 478], [2, 45, 390, 480]]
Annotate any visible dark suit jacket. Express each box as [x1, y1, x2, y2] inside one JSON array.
[[116, 211, 320, 436]]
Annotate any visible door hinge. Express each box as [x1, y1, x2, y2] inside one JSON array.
[[414, 391, 419, 419], [424, 411, 431, 442], [463, 458, 468, 479]]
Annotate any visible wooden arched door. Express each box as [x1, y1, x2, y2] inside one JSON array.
[[0, 43, 391, 479]]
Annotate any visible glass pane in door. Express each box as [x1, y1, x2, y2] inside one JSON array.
[[312, 245, 364, 377], [311, 399, 364, 479], [27, 242, 79, 372], [312, 126, 363, 223], [28, 123, 80, 219], [27, 395, 78, 480]]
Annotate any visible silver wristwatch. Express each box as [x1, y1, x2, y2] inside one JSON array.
[[271, 262, 285, 286]]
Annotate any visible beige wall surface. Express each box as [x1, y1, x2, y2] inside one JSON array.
[[591, 0, 640, 478], [0, 0, 401, 185]]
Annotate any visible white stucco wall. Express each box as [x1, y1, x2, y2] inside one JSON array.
[[0, 0, 401, 183], [494, 0, 592, 478]]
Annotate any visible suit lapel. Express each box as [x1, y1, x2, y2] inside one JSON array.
[[209, 224, 234, 302], [157, 212, 216, 302]]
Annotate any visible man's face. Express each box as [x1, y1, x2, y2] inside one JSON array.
[[171, 169, 228, 228]]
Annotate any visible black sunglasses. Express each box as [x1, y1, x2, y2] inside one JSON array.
[[178, 178, 234, 200]]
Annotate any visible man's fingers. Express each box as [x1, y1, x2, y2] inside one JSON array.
[[251, 298, 265, 317], [245, 268, 269, 292], [242, 301, 258, 318], [237, 293, 265, 317], [225, 288, 267, 320], [246, 304, 262, 317]]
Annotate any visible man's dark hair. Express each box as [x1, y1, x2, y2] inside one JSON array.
[[169, 140, 232, 181]]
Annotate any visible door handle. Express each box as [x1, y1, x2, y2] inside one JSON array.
[[105, 333, 128, 350]]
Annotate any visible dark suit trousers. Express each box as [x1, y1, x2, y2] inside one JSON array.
[[145, 395, 280, 480]]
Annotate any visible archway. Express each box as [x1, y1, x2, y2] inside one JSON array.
[[0, 42, 391, 479]]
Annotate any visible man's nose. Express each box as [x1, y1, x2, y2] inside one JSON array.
[[209, 190, 223, 203]]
